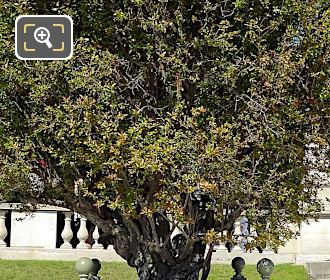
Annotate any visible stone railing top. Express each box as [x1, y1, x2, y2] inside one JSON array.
[[0, 203, 71, 212]]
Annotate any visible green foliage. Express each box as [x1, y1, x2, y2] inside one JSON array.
[[0, 0, 329, 276]]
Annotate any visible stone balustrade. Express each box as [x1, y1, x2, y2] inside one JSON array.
[[0, 203, 254, 253], [0, 204, 278, 254], [1, 202, 330, 264], [0, 203, 112, 250]]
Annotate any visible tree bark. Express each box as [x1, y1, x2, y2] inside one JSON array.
[[134, 252, 200, 280], [126, 243, 203, 280], [137, 266, 199, 280], [74, 199, 206, 280]]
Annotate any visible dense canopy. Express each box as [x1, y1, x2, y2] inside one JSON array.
[[0, 1, 329, 279]]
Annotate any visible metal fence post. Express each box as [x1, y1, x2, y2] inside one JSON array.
[[257, 258, 274, 280], [75, 257, 93, 280], [231, 257, 247, 280], [90, 258, 102, 280]]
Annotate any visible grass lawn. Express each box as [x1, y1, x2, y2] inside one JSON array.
[[0, 260, 309, 280]]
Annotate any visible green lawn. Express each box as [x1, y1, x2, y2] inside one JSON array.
[[0, 260, 309, 280]]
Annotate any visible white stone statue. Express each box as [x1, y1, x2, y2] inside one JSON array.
[[239, 217, 249, 252]]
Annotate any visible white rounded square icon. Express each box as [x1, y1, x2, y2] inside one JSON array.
[[15, 15, 73, 60]]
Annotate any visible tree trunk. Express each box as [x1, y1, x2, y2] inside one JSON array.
[[131, 245, 202, 280], [74, 200, 207, 279], [136, 262, 200, 280]]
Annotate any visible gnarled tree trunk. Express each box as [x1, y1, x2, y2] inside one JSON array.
[[74, 197, 237, 280], [131, 244, 202, 280], [136, 262, 200, 280]]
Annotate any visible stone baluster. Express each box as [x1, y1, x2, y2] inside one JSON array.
[[263, 246, 276, 254], [233, 220, 242, 236], [249, 225, 258, 238], [232, 220, 242, 251], [264, 224, 275, 254], [231, 257, 247, 280], [214, 241, 227, 252], [247, 225, 257, 252], [248, 225, 274, 253], [60, 212, 73, 249], [92, 226, 104, 249], [257, 258, 274, 280], [214, 231, 227, 251], [0, 210, 7, 247], [76, 216, 89, 249]]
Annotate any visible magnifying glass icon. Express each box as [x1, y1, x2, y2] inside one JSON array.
[[34, 27, 53, 48]]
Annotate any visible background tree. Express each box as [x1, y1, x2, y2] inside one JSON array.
[[0, 1, 329, 279]]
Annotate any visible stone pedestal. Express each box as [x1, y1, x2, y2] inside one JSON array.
[[11, 211, 57, 249]]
